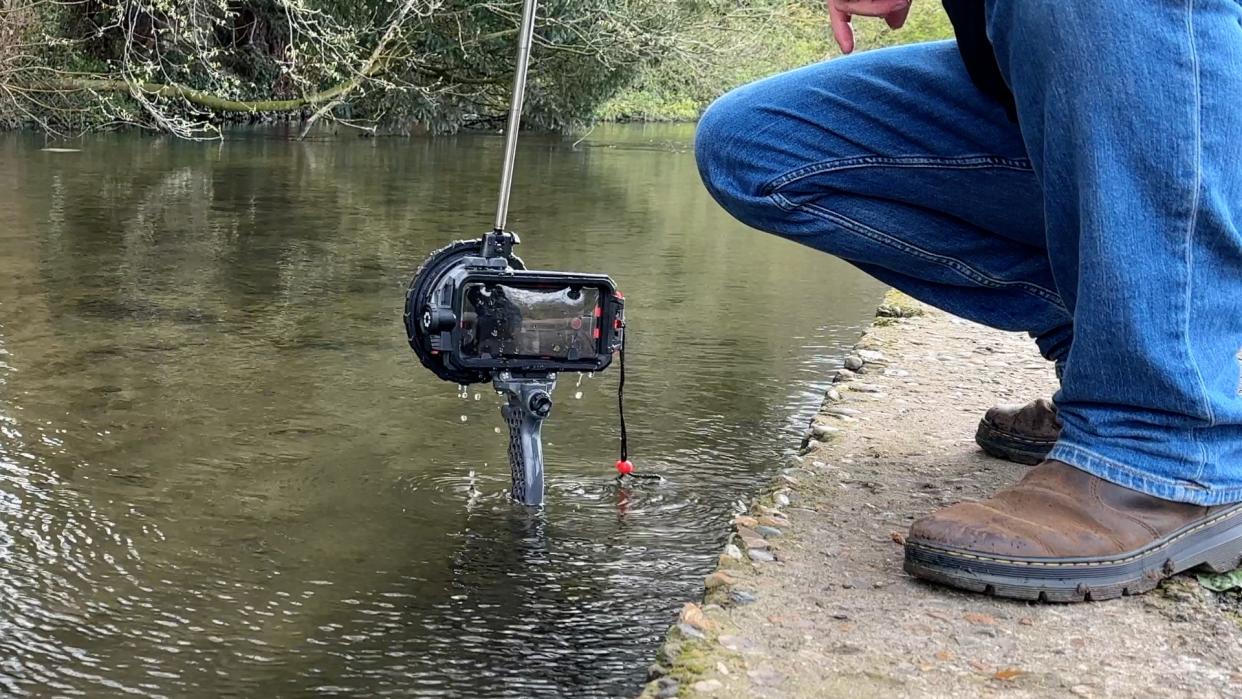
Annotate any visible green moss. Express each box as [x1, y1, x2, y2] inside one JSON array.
[[876, 290, 926, 319], [639, 631, 728, 697]]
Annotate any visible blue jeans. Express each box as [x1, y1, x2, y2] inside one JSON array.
[[695, 0, 1242, 505]]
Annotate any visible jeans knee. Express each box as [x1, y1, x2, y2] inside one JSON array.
[[694, 85, 774, 221]]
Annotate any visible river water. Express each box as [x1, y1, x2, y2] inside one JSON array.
[[0, 124, 884, 697]]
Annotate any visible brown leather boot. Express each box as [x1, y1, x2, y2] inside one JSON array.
[[975, 398, 1060, 465], [904, 461, 1242, 602]]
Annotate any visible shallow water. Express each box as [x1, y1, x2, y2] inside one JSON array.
[[0, 124, 884, 697]]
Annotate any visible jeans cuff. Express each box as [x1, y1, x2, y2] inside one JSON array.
[[1048, 441, 1242, 507]]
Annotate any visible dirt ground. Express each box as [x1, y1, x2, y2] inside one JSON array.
[[640, 297, 1242, 699]]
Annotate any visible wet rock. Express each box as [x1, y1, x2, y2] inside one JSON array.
[[833, 368, 858, 383], [647, 664, 669, 681], [823, 406, 862, 417], [657, 644, 681, 668], [826, 387, 843, 402], [812, 424, 840, 440], [754, 525, 783, 539], [705, 572, 735, 590], [677, 622, 707, 640], [692, 679, 723, 693], [858, 349, 888, 364], [724, 544, 743, 560], [844, 355, 864, 371], [774, 492, 791, 507], [749, 549, 776, 562], [737, 526, 770, 550], [734, 515, 758, 529], [757, 515, 788, 528], [736, 524, 761, 539], [680, 602, 715, 632], [654, 677, 679, 699], [740, 535, 769, 551], [729, 590, 758, 605]]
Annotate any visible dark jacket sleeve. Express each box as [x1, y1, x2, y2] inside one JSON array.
[[941, 0, 1016, 118]]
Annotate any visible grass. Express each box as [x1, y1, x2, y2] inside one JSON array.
[[597, 0, 954, 123]]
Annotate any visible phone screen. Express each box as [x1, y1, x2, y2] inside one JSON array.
[[460, 283, 601, 360]]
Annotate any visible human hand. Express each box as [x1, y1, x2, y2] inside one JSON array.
[[829, 0, 912, 54]]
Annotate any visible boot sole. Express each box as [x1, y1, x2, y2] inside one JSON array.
[[904, 503, 1242, 602], [974, 418, 1055, 466]]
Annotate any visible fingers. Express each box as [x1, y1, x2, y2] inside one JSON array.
[[885, 4, 911, 28], [830, 0, 911, 53], [830, 5, 855, 54], [836, 0, 911, 18]]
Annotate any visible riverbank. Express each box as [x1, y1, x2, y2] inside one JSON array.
[[640, 292, 1242, 699]]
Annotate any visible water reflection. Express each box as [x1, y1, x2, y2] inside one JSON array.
[[0, 125, 883, 696]]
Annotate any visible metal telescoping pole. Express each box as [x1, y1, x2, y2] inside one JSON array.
[[489, 0, 552, 507], [492, 0, 540, 233]]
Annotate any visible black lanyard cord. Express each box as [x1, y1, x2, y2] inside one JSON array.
[[615, 332, 659, 481], [618, 333, 628, 463]]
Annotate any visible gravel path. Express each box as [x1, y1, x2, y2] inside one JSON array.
[[640, 296, 1242, 699]]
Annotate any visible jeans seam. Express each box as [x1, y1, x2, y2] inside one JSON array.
[[761, 154, 1034, 196], [1185, 0, 1213, 484], [772, 193, 1068, 311]]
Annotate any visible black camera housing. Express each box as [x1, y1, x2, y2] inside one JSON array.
[[406, 237, 625, 385]]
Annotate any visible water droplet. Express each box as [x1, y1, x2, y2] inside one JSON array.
[[494, 426, 501, 434], [460, 415, 468, 422], [473, 393, 481, 401], [574, 391, 583, 400], [575, 374, 584, 387]]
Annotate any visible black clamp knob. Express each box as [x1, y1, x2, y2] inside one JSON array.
[[422, 307, 457, 332], [528, 391, 553, 418]]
